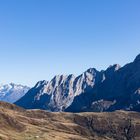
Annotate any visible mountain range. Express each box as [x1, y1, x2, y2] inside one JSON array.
[[0, 83, 30, 103], [15, 54, 140, 112]]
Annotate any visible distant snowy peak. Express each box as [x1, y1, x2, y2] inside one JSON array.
[[0, 83, 30, 103]]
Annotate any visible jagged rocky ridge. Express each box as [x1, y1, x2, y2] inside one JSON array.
[[15, 68, 103, 111], [0, 83, 30, 103], [15, 54, 140, 112]]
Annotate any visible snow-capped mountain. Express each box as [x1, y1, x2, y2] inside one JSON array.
[[15, 54, 140, 112], [0, 83, 30, 103]]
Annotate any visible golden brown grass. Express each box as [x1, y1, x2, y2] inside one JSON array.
[[0, 101, 140, 140]]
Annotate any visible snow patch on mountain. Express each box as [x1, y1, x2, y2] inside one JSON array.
[[0, 83, 30, 103]]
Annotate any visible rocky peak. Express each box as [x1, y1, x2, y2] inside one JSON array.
[[15, 54, 140, 112], [86, 68, 97, 74], [134, 54, 140, 63], [107, 64, 121, 72], [16, 68, 102, 111], [35, 80, 48, 88], [104, 64, 121, 78]]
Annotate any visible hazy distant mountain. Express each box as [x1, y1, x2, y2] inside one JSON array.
[[15, 54, 140, 112], [0, 83, 30, 103]]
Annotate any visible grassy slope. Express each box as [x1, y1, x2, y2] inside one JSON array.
[[0, 101, 140, 140]]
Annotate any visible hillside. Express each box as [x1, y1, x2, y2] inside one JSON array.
[[0, 101, 140, 140]]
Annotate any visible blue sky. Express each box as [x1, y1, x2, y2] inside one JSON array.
[[0, 0, 140, 86]]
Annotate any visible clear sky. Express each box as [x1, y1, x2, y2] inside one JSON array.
[[0, 0, 140, 86]]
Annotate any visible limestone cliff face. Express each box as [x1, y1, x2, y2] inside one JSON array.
[[16, 54, 140, 112], [67, 54, 140, 112], [15, 68, 104, 111]]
